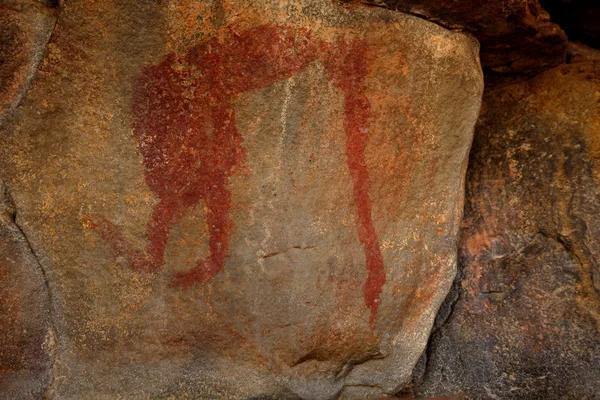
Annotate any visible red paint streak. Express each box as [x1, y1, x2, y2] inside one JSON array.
[[325, 40, 386, 328], [167, 26, 329, 287], [87, 24, 386, 325]]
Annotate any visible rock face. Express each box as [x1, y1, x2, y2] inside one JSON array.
[[0, 0, 483, 398], [0, 180, 53, 399], [0, 1, 55, 398], [414, 59, 600, 399], [358, 0, 567, 75], [0, 0, 56, 124]]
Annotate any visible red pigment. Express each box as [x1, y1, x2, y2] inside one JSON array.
[[88, 24, 386, 325], [325, 40, 386, 328]]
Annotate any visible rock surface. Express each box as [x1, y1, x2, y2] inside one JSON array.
[[0, 0, 483, 398], [0, 180, 53, 399], [357, 0, 567, 75], [0, 0, 56, 124], [0, 1, 55, 398], [412, 58, 600, 399]]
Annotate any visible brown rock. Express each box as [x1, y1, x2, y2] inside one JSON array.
[[0, 0, 56, 123], [0, 179, 53, 399], [0, 0, 482, 398], [355, 0, 567, 75], [414, 58, 600, 398], [0, 1, 55, 397]]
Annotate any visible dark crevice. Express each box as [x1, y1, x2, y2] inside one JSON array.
[[397, 257, 464, 397], [541, 0, 600, 50], [38, 0, 59, 8], [291, 351, 322, 368], [259, 245, 317, 259], [344, 1, 458, 31], [13, 223, 59, 398]]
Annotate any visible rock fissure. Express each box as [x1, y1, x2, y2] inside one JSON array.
[[0, 179, 56, 397], [350, 1, 458, 31], [259, 245, 318, 259], [10, 195, 59, 398]]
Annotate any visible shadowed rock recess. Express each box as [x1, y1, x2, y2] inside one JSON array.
[[0, 0, 483, 398], [411, 58, 600, 399], [2, 0, 599, 399]]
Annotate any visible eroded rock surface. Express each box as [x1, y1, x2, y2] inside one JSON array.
[[0, 0, 482, 398], [413, 58, 600, 399]]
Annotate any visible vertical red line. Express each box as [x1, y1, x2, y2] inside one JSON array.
[[344, 91, 386, 328], [328, 40, 386, 328]]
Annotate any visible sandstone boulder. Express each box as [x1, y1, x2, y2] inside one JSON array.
[[0, 0, 482, 398], [543, 0, 600, 49]]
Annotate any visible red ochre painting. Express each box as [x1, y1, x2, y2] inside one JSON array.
[[86, 24, 387, 326]]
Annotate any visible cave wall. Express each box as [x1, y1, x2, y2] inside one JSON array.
[[1, 0, 599, 399], [0, 0, 483, 398]]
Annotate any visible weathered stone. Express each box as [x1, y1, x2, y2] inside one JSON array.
[[0, 0, 482, 398], [0, 0, 56, 123], [0, 179, 53, 399], [413, 57, 600, 399], [356, 0, 567, 75], [0, 1, 55, 397]]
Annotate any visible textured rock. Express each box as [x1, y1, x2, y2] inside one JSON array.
[[413, 57, 600, 399], [0, 0, 482, 398], [0, 1, 55, 398], [542, 0, 600, 49], [357, 0, 567, 75], [0, 0, 56, 124], [0, 180, 53, 399]]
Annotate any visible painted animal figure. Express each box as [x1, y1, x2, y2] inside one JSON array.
[[87, 24, 386, 325]]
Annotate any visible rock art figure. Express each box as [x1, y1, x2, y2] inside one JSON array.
[[86, 24, 386, 325]]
